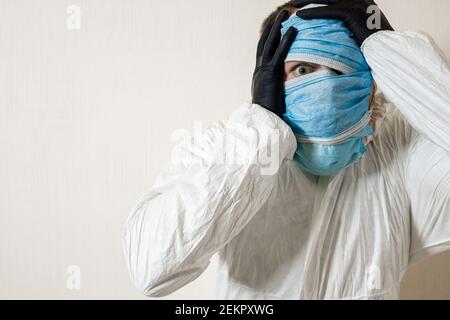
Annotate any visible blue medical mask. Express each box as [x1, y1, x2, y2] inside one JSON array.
[[281, 15, 374, 176]]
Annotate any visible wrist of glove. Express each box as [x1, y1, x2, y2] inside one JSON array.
[[293, 0, 394, 46]]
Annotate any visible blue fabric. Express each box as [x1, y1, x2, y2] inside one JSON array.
[[281, 15, 370, 73], [280, 15, 374, 176], [284, 70, 373, 138], [295, 138, 369, 177]]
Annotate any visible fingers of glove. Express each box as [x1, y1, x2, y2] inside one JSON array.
[[272, 27, 297, 66], [262, 10, 289, 61], [291, 0, 340, 9], [256, 22, 273, 65], [296, 6, 347, 20], [365, 0, 378, 7]]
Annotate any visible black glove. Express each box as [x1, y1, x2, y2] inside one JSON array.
[[294, 0, 394, 46], [252, 10, 297, 117]]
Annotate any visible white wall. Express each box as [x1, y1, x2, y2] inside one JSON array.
[[0, 0, 449, 299]]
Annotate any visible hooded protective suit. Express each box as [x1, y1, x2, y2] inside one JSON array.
[[123, 30, 450, 299]]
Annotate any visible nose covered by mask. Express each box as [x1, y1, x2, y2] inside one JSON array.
[[281, 15, 374, 177]]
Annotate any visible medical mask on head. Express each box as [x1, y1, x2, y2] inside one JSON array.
[[281, 14, 374, 177]]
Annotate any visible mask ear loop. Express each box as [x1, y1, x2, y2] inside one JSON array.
[[368, 82, 377, 120], [364, 83, 378, 146]]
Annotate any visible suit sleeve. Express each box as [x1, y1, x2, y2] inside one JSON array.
[[362, 31, 450, 265], [122, 103, 296, 296]]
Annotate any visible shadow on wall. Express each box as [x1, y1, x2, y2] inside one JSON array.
[[401, 251, 450, 299]]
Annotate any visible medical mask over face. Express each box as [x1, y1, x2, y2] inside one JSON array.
[[281, 14, 374, 177]]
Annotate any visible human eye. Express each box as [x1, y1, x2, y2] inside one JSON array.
[[291, 64, 316, 78]]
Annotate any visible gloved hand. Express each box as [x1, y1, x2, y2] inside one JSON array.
[[294, 0, 394, 46], [252, 10, 297, 117]]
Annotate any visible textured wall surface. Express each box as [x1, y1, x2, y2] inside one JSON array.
[[0, 0, 449, 299]]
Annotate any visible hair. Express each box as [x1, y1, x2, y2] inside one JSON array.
[[260, 1, 300, 35]]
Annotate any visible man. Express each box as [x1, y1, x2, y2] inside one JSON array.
[[123, 0, 450, 299]]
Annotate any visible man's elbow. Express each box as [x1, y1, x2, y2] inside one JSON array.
[[131, 265, 210, 298], [134, 281, 173, 298]]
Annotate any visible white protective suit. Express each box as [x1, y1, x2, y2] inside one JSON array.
[[123, 31, 450, 300]]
